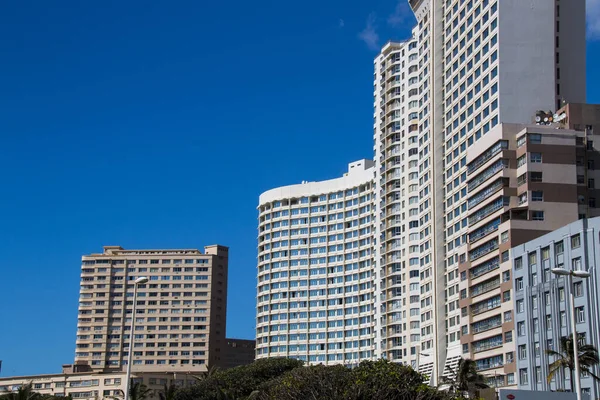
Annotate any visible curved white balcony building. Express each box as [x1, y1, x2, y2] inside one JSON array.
[[256, 160, 376, 365]]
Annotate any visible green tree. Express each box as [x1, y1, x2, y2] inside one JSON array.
[[192, 366, 220, 383], [547, 335, 600, 391], [260, 359, 458, 400], [158, 383, 179, 400], [0, 383, 40, 400], [438, 358, 488, 399], [175, 358, 303, 400], [129, 382, 153, 400]]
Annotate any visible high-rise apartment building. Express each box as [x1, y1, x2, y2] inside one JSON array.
[[458, 122, 599, 386], [76, 245, 229, 372], [374, 0, 586, 384], [256, 160, 376, 365]]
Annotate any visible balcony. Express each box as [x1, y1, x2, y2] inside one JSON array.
[[469, 217, 501, 244], [469, 239, 499, 261], [468, 159, 508, 193], [475, 355, 504, 371], [470, 276, 501, 297], [471, 295, 501, 316], [468, 141, 508, 175], [472, 334, 504, 353], [468, 179, 506, 209], [471, 315, 502, 334], [470, 257, 500, 279], [468, 197, 508, 226]]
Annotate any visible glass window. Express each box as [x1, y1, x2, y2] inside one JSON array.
[[571, 234, 581, 249]]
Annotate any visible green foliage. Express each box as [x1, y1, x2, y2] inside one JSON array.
[[258, 359, 461, 400], [158, 383, 179, 400], [438, 358, 489, 399], [0, 384, 72, 400], [175, 358, 303, 400], [546, 335, 600, 391], [129, 381, 153, 400]]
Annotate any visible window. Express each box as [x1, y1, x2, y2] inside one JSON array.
[[574, 281, 583, 297], [530, 134, 542, 144], [517, 321, 525, 336], [518, 344, 527, 360], [532, 191, 543, 201], [571, 234, 581, 249], [576, 307, 585, 323], [515, 278, 524, 291], [532, 211, 544, 221], [589, 179, 595, 189], [560, 311, 567, 327], [517, 300, 524, 313], [530, 172, 543, 182], [501, 231, 509, 243], [514, 257, 523, 270], [507, 373, 515, 385], [530, 153, 542, 163], [520, 368, 529, 385]]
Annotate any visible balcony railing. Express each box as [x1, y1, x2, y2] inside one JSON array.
[[475, 355, 504, 371], [472, 335, 504, 353], [468, 179, 505, 209], [471, 315, 502, 334], [469, 217, 501, 243], [469, 239, 499, 261], [471, 295, 501, 316], [470, 257, 500, 279], [468, 197, 508, 226], [470, 277, 501, 297], [468, 159, 508, 192], [468, 141, 508, 175]]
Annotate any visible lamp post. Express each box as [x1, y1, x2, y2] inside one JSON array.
[[124, 277, 148, 400], [551, 268, 591, 400]]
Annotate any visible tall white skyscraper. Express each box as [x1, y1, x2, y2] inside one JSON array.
[[255, 0, 587, 384], [256, 160, 376, 365], [374, 0, 586, 385]]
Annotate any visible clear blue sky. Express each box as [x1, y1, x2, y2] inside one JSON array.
[[0, 0, 599, 377]]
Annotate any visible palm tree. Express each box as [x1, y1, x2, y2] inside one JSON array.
[[2, 383, 40, 400], [192, 365, 220, 383], [438, 358, 489, 398], [128, 382, 153, 400], [547, 335, 600, 391], [157, 384, 178, 400]]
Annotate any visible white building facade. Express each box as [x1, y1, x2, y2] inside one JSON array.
[[373, 0, 586, 384], [256, 160, 377, 365]]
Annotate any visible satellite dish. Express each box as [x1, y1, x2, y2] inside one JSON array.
[[535, 116, 541, 122]]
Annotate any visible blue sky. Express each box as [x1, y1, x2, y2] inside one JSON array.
[[0, 0, 599, 377]]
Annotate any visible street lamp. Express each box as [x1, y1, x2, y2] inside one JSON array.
[[551, 268, 591, 400], [123, 277, 148, 400]]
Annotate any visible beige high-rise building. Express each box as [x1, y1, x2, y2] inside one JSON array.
[[75, 245, 229, 373], [458, 121, 598, 386]]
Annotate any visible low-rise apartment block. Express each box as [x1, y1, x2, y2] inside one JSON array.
[[513, 217, 600, 399], [0, 364, 194, 400]]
